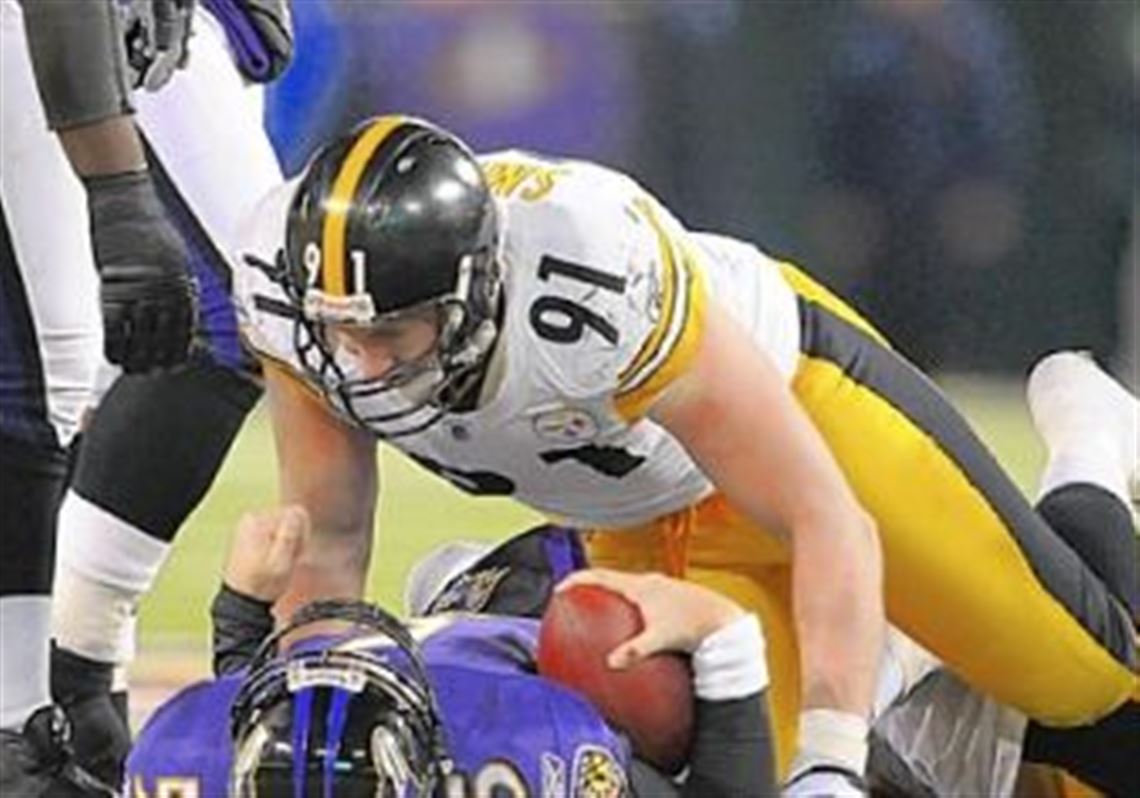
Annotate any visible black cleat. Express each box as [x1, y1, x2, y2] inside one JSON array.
[[0, 705, 118, 797], [51, 645, 131, 788]]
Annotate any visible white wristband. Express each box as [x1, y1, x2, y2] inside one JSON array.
[[692, 613, 767, 701], [793, 708, 869, 776]]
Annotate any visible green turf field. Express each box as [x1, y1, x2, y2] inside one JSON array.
[[137, 375, 1044, 657]]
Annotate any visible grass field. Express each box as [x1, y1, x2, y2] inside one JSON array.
[[135, 375, 1044, 673]]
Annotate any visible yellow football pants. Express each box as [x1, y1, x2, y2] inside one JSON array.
[[586, 266, 1138, 775]]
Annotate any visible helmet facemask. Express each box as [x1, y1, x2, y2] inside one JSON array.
[[230, 601, 452, 798], [293, 247, 502, 439]]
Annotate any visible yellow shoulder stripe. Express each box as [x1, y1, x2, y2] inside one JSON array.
[[614, 198, 707, 422], [616, 197, 679, 388]]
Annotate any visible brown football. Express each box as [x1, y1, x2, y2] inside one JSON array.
[[536, 583, 695, 774]]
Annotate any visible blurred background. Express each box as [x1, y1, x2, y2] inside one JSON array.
[[266, 0, 1137, 379], [135, 0, 1137, 689]]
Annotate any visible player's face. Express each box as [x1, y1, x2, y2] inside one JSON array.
[[326, 312, 440, 384]]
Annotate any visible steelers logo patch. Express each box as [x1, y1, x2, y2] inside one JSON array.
[[530, 405, 600, 444], [572, 745, 628, 798]]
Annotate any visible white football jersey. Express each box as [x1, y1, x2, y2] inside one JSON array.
[[234, 151, 801, 528]]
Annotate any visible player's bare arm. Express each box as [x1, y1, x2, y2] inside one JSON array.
[[650, 303, 885, 718], [19, 0, 199, 374], [262, 362, 379, 620]]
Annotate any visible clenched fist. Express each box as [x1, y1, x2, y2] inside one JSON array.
[[84, 170, 198, 373]]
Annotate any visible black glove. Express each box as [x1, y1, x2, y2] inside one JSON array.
[[123, 0, 197, 91], [84, 170, 198, 373], [50, 646, 131, 792]]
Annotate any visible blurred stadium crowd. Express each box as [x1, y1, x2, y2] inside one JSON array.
[[266, 0, 1136, 380]]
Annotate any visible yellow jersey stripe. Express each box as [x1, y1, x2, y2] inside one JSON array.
[[614, 255, 706, 421], [619, 244, 691, 395], [321, 115, 407, 296], [614, 241, 707, 422], [617, 197, 680, 388]]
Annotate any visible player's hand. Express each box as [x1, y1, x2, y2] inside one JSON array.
[[556, 568, 743, 668], [84, 170, 198, 373], [205, 0, 294, 83], [123, 0, 196, 91], [223, 505, 309, 602]]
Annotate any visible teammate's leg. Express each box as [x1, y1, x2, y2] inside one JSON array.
[[1017, 352, 1140, 796], [47, 7, 279, 783], [1028, 351, 1138, 618], [49, 353, 261, 783], [0, 430, 119, 798]]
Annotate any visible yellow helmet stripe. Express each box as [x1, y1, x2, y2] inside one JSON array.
[[321, 115, 408, 296]]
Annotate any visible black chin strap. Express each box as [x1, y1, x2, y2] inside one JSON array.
[[447, 298, 503, 413]]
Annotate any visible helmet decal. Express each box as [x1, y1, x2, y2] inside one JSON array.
[[291, 686, 314, 798], [321, 687, 353, 796], [321, 115, 410, 297]]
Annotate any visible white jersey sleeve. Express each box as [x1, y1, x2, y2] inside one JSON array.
[[231, 177, 308, 378], [484, 151, 709, 426]]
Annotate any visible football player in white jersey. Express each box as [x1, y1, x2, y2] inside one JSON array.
[[232, 115, 1138, 796]]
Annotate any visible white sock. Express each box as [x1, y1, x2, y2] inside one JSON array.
[[1037, 446, 1132, 508], [0, 596, 52, 729], [1029, 352, 1138, 507], [52, 491, 170, 664]]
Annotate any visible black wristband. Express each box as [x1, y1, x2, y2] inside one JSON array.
[[210, 583, 274, 677], [81, 169, 150, 192]]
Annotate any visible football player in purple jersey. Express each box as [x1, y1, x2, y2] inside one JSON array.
[[127, 509, 776, 798]]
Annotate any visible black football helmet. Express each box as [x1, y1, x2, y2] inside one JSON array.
[[229, 600, 452, 797], [281, 114, 501, 438]]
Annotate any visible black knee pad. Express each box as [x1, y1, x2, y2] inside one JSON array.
[[1036, 483, 1138, 620], [69, 354, 262, 543], [0, 433, 67, 596]]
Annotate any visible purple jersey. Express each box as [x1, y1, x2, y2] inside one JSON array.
[[126, 615, 632, 797]]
